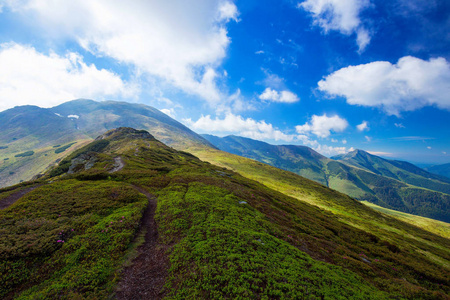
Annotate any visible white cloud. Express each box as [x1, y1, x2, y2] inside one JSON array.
[[316, 145, 354, 156], [318, 56, 450, 116], [443, 151, 447, 155], [366, 151, 393, 157], [67, 115, 80, 119], [255, 50, 264, 54], [160, 108, 176, 118], [0, 43, 136, 111], [217, 1, 239, 22], [331, 138, 338, 143], [184, 113, 295, 142], [394, 123, 405, 128], [357, 120, 369, 131], [260, 70, 285, 89], [7, 0, 239, 105], [259, 88, 299, 103], [342, 139, 347, 144], [296, 114, 348, 138], [427, 146, 432, 149], [298, 0, 371, 51], [365, 135, 372, 142]]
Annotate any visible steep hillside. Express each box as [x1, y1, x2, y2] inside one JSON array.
[[203, 135, 450, 222], [427, 163, 450, 179], [0, 100, 213, 188], [1, 128, 449, 299], [333, 149, 450, 194]]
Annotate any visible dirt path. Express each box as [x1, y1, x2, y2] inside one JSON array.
[[0, 185, 42, 210], [115, 186, 168, 300], [110, 157, 125, 173]]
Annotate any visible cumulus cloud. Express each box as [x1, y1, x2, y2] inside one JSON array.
[[259, 88, 299, 103], [217, 1, 239, 22], [160, 108, 176, 118], [357, 121, 369, 131], [297, 0, 371, 51], [0, 43, 136, 111], [296, 114, 348, 138], [318, 56, 450, 115], [6, 0, 239, 105], [184, 113, 295, 142]]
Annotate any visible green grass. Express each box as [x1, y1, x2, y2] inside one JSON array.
[[362, 201, 450, 239], [188, 147, 450, 265], [0, 179, 147, 299], [156, 181, 388, 299]]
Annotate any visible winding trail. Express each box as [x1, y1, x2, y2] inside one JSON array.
[[110, 157, 125, 173], [115, 186, 168, 300], [0, 185, 42, 210]]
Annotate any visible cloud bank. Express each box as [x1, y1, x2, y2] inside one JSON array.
[[5, 0, 239, 105], [185, 113, 353, 156], [0, 43, 135, 111], [318, 56, 450, 115], [184, 113, 295, 142]]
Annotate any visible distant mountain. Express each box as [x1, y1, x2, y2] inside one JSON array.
[[202, 134, 450, 222], [1, 127, 448, 298], [0, 99, 213, 187], [332, 149, 450, 193], [202, 135, 329, 184], [426, 163, 450, 179]]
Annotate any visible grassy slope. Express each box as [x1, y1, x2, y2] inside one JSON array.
[[202, 136, 450, 222], [362, 201, 450, 239], [0, 139, 92, 187], [0, 180, 147, 299], [1, 130, 449, 298], [427, 163, 450, 179], [188, 147, 450, 265]]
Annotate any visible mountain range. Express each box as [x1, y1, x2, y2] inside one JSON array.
[[1, 127, 448, 298], [426, 163, 450, 179], [202, 134, 450, 222], [1, 99, 449, 223], [0, 99, 212, 188]]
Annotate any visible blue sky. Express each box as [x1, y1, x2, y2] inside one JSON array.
[[0, 0, 449, 164]]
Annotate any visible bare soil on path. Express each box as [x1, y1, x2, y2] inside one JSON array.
[[110, 157, 125, 173], [0, 185, 42, 210], [115, 186, 169, 300]]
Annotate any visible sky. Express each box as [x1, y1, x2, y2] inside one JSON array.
[[0, 0, 449, 164]]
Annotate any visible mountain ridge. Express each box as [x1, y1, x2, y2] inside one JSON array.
[[0, 99, 214, 188], [202, 134, 450, 222]]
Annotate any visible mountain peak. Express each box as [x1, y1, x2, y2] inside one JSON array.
[[96, 127, 155, 141]]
